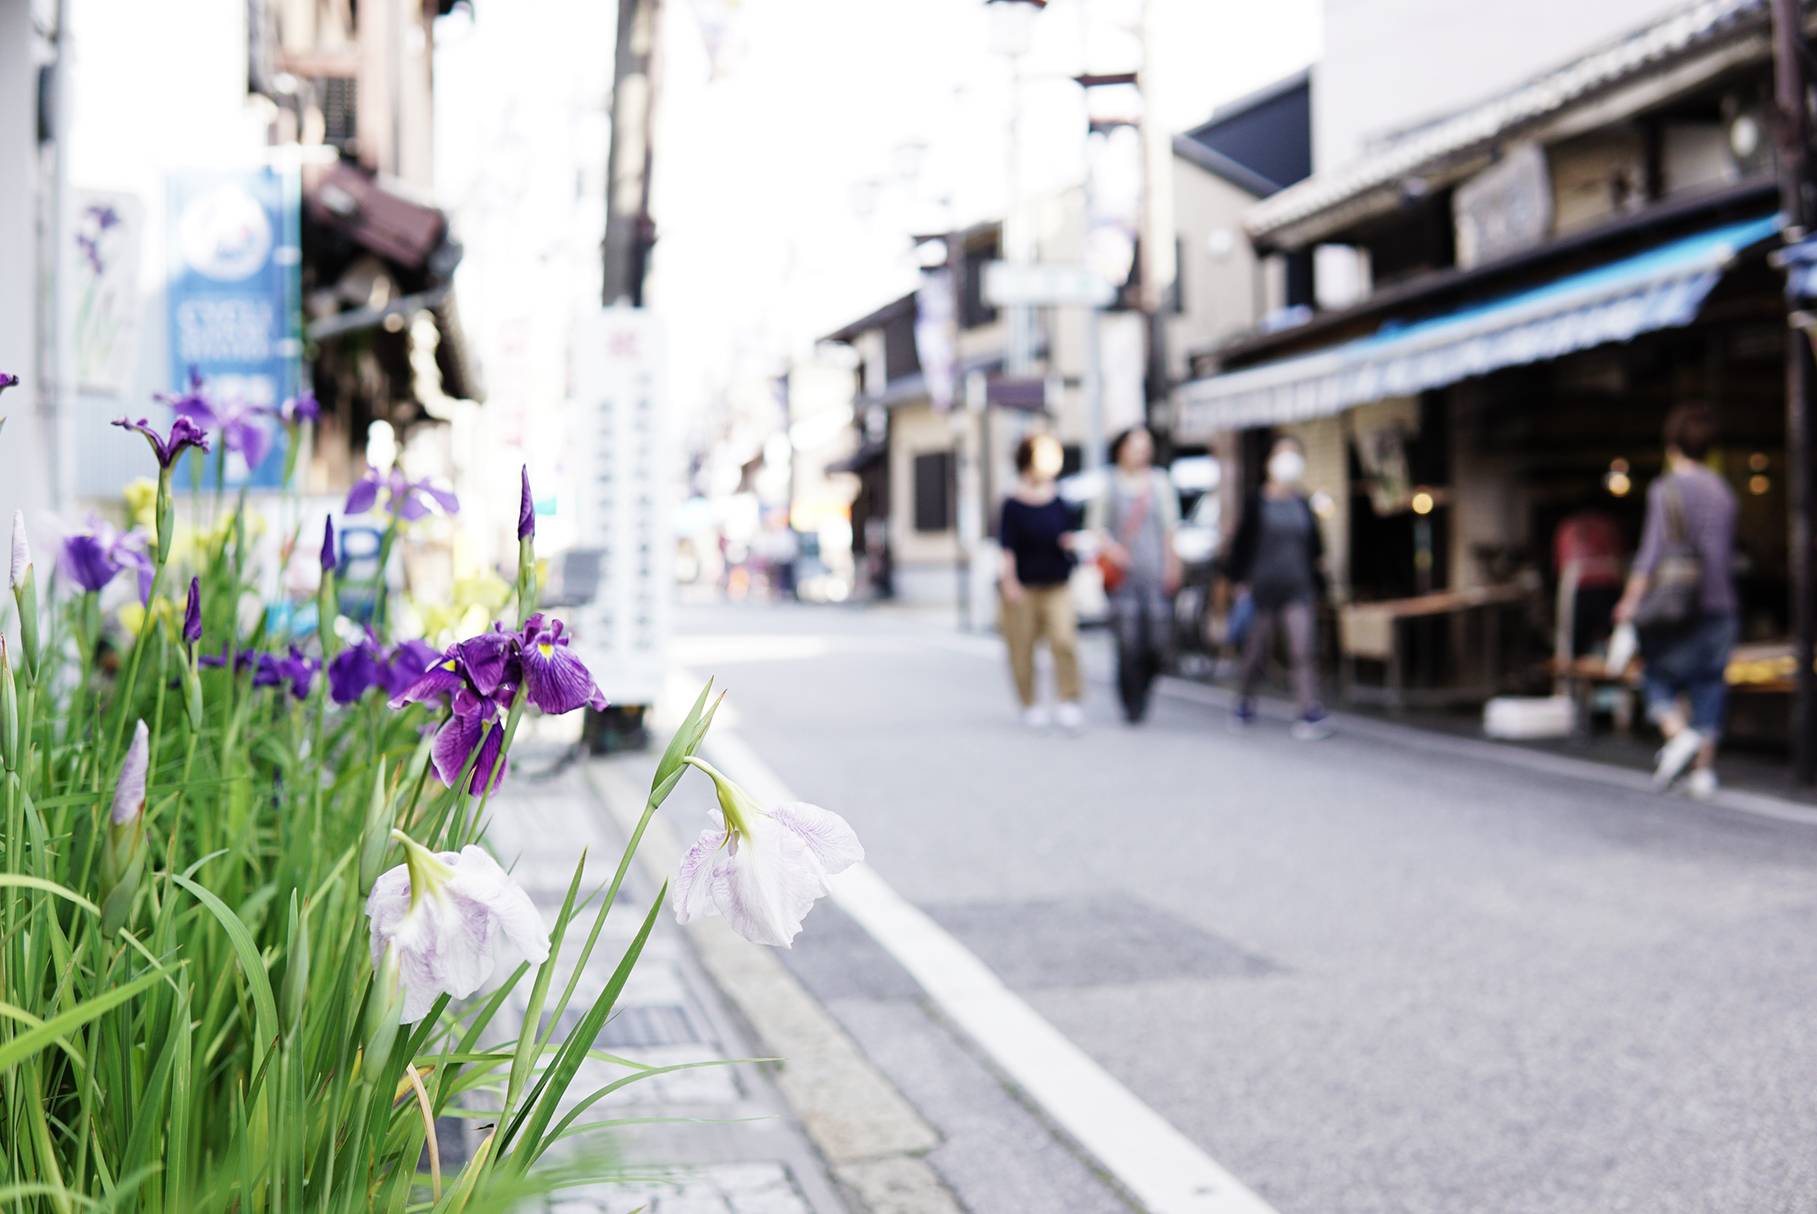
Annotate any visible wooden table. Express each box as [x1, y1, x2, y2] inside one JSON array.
[[1338, 584, 1536, 710]]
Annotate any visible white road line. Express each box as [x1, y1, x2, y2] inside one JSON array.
[[697, 716, 1280, 1214]]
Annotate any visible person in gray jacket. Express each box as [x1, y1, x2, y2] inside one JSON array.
[[1092, 426, 1180, 723], [1614, 403, 1738, 798]]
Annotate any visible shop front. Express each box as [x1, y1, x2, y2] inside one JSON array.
[[1176, 210, 1807, 762]]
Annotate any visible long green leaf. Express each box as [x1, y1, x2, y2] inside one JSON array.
[[0, 968, 162, 1074], [170, 874, 280, 1065]]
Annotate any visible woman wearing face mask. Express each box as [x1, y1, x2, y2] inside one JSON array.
[[1091, 426, 1181, 723], [999, 433, 1085, 732], [1225, 435, 1331, 739]]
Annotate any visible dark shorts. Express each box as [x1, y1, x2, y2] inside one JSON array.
[[1641, 613, 1737, 738]]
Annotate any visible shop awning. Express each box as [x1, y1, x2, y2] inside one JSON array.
[[1176, 213, 1783, 438]]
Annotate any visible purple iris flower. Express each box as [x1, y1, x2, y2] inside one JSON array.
[[327, 639, 386, 705], [199, 648, 258, 676], [0, 372, 17, 395], [203, 647, 314, 699], [329, 633, 441, 705], [60, 533, 117, 593], [384, 639, 441, 699], [390, 614, 604, 794], [265, 394, 319, 426], [113, 416, 210, 469], [345, 467, 460, 522], [320, 517, 336, 574], [391, 646, 515, 793], [59, 520, 153, 600], [183, 577, 202, 645], [517, 614, 607, 714], [253, 647, 318, 700], [518, 466, 535, 541], [154, 367, 210, 418], [161, 378, 272, 471]]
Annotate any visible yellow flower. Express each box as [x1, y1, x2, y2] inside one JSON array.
[[122, 479, 158, 533]]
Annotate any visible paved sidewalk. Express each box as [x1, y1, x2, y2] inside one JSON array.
[[483, 751, 855, 1214]]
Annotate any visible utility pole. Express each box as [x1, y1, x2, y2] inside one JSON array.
[[1770, 0, 1816, 783], [603, 0, 663, 306], [1136, 0, 1176, 453], [584, 0, 665, 756], [1772, 0, 1817, 784]]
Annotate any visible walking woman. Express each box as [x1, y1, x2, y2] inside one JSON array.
[[1093, 426, 1181, 722], [1614, 403, 1738, 797], [1226, 435, 1332, 739], [998, 433, 1085, 732]]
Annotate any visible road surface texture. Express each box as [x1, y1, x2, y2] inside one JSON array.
[[671, 601, 1817, 1214]]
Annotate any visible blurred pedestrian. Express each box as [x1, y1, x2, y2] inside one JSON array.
[[1614, 403, 1737, 798], [1226, 435, 1331, 739], [1553, 501, 1626, 656], [999, 433, 1083, 733], [1092, 426, 1180, 723]]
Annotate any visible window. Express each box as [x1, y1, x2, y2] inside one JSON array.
[[961, 239, 1001, 329], [912, 451, 954, 532]]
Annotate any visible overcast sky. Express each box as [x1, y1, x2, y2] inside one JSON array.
[[440, 0, 1322, 426]]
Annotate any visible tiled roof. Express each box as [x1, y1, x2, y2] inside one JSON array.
[[1246, 0, 1772, 246]]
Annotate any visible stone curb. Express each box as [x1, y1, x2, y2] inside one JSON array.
[[586, 759, 966, 1214]]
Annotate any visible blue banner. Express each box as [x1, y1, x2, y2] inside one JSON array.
[[165, 166, 302, 489]]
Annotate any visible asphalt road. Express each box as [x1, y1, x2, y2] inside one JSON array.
[[674, 601, 1817, 1214]]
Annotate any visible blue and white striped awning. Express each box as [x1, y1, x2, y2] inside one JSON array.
[[1176, 214, 1783, 438]]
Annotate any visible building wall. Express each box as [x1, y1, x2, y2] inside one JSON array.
[[1315, 0, 1685, 171], [65, 0, 271, 500], [1168, 159, 1274, 381], [888, 399, 960, 574]]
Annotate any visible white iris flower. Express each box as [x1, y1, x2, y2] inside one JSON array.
[[674, 757, 862, 947], [365, 832, 550, 1023]]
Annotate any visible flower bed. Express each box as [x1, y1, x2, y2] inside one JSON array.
[[0, 373, 860, 1211]]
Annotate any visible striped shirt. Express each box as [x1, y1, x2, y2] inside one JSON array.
[[1633, 464, 1737, 617]]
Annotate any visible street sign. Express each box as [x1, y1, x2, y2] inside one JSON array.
[[570, 306, 672, 708], [981, 260, 1115, 309]]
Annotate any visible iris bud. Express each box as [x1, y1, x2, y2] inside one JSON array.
[[361, 944, 405, 1088], [100, 721, 150, 934], [358, 758, 392, 895]]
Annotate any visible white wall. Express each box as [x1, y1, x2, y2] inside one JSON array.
[[64, 0, 271, 500], [0, 0, 52, 546], [1315, 0, 1684, 170], [1169, 160, 1274, 379]]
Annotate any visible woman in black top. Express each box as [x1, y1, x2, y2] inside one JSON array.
[[1226, 435, 1331, 739], [998, 434, 1084, 732]]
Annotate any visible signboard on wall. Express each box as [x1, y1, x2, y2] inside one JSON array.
[[1452, 143, 1552, 268], [570, 307, 672, 707], [72, 190, 143, 395], [164, 166, 302, 487]]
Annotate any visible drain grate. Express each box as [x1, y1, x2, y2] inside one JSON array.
[[925, 893, 1280, 991]]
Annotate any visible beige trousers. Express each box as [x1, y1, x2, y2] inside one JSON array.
[[1001, 584, 1082, 707]]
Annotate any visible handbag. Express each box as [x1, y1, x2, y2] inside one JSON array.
[[1632, 479, 1703, 633], [1096, 483, 1152, 595], [1227, 590, 1256, 651]]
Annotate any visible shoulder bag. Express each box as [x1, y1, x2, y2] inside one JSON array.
[[1097, 485, 1151, 595], [1632, 478, 1703, 633]]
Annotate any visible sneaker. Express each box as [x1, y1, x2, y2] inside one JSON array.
[[1055, 701, 1085, 735], [1685, 768, 1718, 800], [1291, 709, 1334, 742], [1021, 705, 1051, 731], [1228, 700, 1257, 732], [1653, 728, 1703, 788]]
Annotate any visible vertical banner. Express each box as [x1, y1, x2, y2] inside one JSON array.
[[570, 306, 672, 706], [915, 266, 957, 412], [72, 190, 144, 395], [165, 165, 302, 488]]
